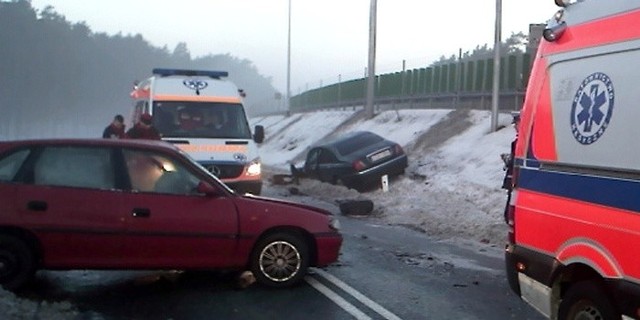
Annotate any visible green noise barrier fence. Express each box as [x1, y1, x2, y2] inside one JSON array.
[[290, 52, 532, 113]]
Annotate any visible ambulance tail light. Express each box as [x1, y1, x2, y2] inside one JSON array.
[[507, 204, 516, 245], [543, 10, 566, 42], [507, 162, 519, 228], [506, 202, 516, 228], [505, 170, 517, 230]]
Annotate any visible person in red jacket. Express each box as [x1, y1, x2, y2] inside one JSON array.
[[102, 114, 126, 139], [126, 113, 161, 140]]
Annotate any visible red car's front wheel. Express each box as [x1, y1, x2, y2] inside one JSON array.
[[250, 232, 309, 288]]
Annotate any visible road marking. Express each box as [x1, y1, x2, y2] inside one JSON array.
[[311, 268, 403, 320], [304, 276, 372, 320]]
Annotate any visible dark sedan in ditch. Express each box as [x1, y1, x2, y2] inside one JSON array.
[[297, 131, 408, 191]]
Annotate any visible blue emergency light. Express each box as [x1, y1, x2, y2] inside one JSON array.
[[152, 68, 229, 78]]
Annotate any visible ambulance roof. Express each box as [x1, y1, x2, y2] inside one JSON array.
[[149, 69, 241, 100], [562, 1, 640, 25]]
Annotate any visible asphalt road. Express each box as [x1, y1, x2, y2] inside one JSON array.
[[17, 183, 544, 320]]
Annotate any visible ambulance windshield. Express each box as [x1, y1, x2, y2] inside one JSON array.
[[152, 102, 252, 139]]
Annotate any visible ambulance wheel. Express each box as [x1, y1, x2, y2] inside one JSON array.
[[558, 281, 619, 320]]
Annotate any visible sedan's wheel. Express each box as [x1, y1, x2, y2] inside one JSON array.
[[558, 281, 619, 320], [0, 235, 36, 291], [250, 233, 309, 288]]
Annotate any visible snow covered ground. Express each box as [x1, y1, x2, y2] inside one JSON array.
[[252, 108, 516, 244], [0, 287, 80, 319]]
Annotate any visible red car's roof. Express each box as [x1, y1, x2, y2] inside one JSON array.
[[0, 138, 179, 153]]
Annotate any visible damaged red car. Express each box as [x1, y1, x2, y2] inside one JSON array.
[[0, 139, 342, 290]]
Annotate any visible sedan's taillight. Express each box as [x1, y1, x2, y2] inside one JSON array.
[[393, 144, 404, 155], [353, 160, 367, 171]]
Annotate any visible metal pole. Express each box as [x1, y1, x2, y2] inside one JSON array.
[[365, 0, 377, 119], [402, 59, 406, 101], [491, 0, 502, 131], [338, 74, 342, 110], [286, 0, 292, 116], [456, 48, 462, 109]]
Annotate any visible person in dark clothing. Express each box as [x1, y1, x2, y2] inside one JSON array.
[[102, 114, 126, 139], [126, 113, 161, 140], [502, 112, 520, 222]]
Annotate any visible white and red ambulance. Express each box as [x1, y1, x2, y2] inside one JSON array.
[[130, 69, 264, 195], [506, 1, 640, 319]]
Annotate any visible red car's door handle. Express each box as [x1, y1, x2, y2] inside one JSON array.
[[132, 208, 151, 218], [27, 201, 48, 212]]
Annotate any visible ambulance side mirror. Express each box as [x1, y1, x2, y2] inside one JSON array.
[[254, 125, 265, 144]]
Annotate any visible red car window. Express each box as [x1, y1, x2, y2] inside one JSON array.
[[123, 149, 200, 195], [33, 147, 114, 190], [0, 149, 31, 182]]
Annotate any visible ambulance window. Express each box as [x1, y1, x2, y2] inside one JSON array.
[[152, 101, 252, 139]]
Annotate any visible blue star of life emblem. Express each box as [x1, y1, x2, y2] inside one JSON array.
[[570, 72, 614, 145], [233, 153, 247, 162], [183, 79, 208, 92]]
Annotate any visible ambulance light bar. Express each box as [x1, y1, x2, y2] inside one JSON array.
[[152, 68, 229, 78], [543, 21, 566, 42], [543, 10, 567, 42], [554, 0, 578, 7], [554, 0, 566, 6]]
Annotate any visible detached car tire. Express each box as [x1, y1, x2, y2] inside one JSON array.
[[250, 232, 309, 288], [0, 235, 36, 290], [558, 281, 619, 320], [338, 199, 374, 216]]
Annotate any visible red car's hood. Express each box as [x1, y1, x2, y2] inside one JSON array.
[[239, 194, 333, 216]]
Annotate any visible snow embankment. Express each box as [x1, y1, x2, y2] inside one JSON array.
[[253, 109, 515, 244]]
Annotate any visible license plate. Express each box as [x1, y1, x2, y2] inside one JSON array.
[[370, 149, 391, 162]]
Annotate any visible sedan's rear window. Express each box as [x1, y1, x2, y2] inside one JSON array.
[[334, 132, 383, 156]]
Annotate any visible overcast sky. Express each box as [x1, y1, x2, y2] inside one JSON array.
[[30, 0, 558, 93]]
